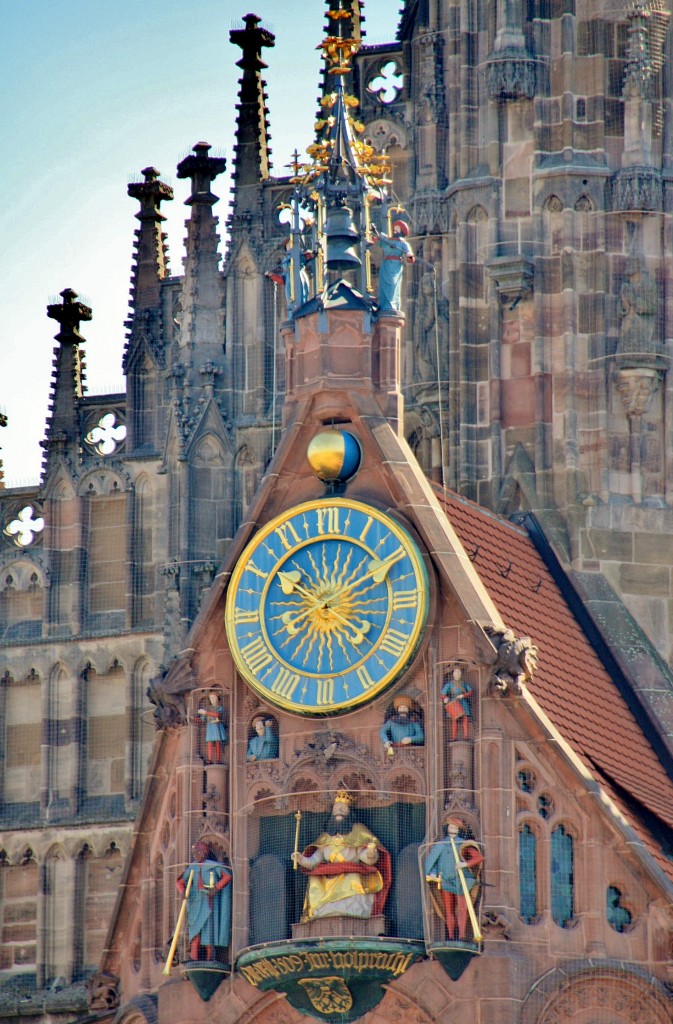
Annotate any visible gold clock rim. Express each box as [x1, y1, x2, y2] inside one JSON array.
[[224, 498, 429, 715]]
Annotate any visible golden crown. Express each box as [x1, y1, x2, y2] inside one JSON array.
[[334, 789, 354, 805]]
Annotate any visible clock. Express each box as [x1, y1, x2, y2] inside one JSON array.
[[225, 498, 429, 715]]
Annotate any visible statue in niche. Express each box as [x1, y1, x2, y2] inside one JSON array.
[[380, 695, 424, 756], [291, 790, 391, 922], [441, 667, 473, 740], [247, 715, 279, 761], [424, 815, 483, 942], [176, 841, 232, 962], [414, 268, 449, 385], [617, 257, 659, 364], [198, 691, 227, 764]]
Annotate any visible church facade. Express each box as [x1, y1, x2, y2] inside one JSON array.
[[1, 2, 673, 1023]]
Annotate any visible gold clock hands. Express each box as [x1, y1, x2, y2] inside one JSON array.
[[324, 549, 406, 605], [327, 606, 372, 646], [280, 608, 312, 636], [277, 570, 321, 605]]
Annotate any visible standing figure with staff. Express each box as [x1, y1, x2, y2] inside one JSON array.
[[175, 841, 232, 962], [424, 815, 483, 942]]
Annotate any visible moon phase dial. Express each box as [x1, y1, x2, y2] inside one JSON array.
[[225, 498, 429, 715]]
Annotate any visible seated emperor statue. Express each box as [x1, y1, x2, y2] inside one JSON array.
[[291, 791, 391, 922]]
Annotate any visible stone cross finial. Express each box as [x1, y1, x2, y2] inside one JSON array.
[[46, 289, 92, 342], [128, 166, 174, 219], [176, 143, 226, 204], [230, 13, 274, 72]]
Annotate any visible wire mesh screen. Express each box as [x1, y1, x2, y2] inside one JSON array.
[[238, 788, 427, 955]]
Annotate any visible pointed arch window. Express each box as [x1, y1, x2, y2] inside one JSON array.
[[519, 824, 538, 923], [550, 825, 574, 927]]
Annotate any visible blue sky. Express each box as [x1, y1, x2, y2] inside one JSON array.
[[0, 1, 401, 484]]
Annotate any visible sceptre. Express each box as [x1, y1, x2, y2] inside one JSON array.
[[293, 810, 302, 871], [163, 868, 194, 975], [448, 833, 482, 943]]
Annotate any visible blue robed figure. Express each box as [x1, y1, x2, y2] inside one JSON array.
[[373, 220, 415, 312], [380, 695, 424, 755], [247, 716, 279, 760], [177, 842, 232, 962]]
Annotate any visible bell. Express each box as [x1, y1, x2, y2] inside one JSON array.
[[324, 205, 361, 270]]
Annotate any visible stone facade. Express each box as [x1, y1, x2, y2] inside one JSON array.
[[1, 2, 673, 1021]]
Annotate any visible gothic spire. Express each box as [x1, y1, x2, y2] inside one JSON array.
[[175, 143, 227, 370], [41, 288, 92, 477], [123, 166, 173, 373], [127, 167, 173, 311], [229, 14, 274, 198]]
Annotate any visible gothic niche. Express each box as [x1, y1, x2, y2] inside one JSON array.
[[611, 255, 668, 504], [191, 688, 229, 827]]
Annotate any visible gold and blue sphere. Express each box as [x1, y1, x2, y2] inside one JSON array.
[[307, 430, 362, 483]]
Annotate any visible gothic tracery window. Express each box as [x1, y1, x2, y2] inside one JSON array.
[[550, 824, 575, 928]]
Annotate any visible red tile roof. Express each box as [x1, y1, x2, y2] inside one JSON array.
[[435, 486, 673, 876]]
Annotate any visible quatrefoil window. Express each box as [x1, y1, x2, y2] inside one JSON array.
[[367, 61, 403, 104], [85, 412, 127, 456], [4, 506, 45, 547]]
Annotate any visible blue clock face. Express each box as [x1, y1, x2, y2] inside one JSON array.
[[225, 499, 429, 715]]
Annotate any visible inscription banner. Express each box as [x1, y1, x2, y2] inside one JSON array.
[[236, 938, 424, 1023]]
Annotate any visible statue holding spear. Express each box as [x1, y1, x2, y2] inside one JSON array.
[[170, 841, 232, 965], [424, 815, 483, 943]]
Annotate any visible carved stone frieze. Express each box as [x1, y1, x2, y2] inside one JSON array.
[[292, 730, 373, 771], [411, 191, 449, 234], [246, 759, 287, 786], [610, 166, 662, 212], [523, 967, 673, 1024], [485, 48, 536, 101], [380, 747, 425, 772]]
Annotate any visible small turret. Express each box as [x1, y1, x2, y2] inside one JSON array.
[[41, 288, 92, 479]]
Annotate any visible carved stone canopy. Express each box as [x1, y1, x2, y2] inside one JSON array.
[[485, 255, 534, 305]]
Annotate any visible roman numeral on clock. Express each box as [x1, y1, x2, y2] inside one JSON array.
[[356, 665, 377, 690], [316, 507, 341, 535], [233, 607, 259, 625], [315, 677, 335, 705], [275, 520, 302, 551], [379, 628, 410, 657], [241, 636, 273, 675], [392, 589, 418, 610], [270, 667, 301, 700]]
